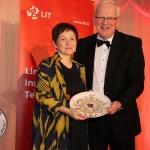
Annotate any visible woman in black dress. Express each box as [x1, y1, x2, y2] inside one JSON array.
[[31, 23, 89, 150]]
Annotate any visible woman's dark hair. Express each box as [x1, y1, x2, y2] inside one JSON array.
[[52, 23, 78, 44]]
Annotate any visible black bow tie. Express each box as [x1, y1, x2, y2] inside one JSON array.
[[96, 39, 111, 48]]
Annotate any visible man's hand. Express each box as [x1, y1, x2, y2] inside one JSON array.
[[108, 101, 122, 115]]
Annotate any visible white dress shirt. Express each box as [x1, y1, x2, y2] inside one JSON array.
[[92, 35, 113, 94]]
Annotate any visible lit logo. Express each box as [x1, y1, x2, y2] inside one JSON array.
[[26, 6, 52, 20], [26, 6, 39, 20], [0, 109, 7, 138]]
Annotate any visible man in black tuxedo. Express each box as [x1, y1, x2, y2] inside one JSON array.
[[74, 0, 145, 150]]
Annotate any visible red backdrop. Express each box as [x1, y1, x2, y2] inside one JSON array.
[[17, 1, 94, 150]]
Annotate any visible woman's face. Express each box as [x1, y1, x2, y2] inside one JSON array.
[[55, 30, 77, 57]]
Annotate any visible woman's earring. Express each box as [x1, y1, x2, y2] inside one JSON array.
[[55, 47, 57, 52], [74, 49, 76, 52]]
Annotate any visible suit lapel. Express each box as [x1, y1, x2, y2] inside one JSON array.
[[86, 34, 97, 87], [105, 31, 125, 84]]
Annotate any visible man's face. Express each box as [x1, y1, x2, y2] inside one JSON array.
[[94, 3, 119, 40]]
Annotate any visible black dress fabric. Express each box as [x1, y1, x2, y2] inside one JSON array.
[[60, 62, 89, 150]]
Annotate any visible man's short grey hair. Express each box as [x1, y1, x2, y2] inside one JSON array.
[[94, 0, 120, 17]]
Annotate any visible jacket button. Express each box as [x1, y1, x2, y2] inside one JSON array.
[[104, 91, 110, 95]]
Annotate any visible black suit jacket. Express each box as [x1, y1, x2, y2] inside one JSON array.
[[74, 30, 145, 139]]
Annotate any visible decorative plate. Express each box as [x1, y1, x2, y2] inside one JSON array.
[[70, 91, 111, 118]]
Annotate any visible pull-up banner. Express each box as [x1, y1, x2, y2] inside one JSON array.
[[17, 0, 94, 150]]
